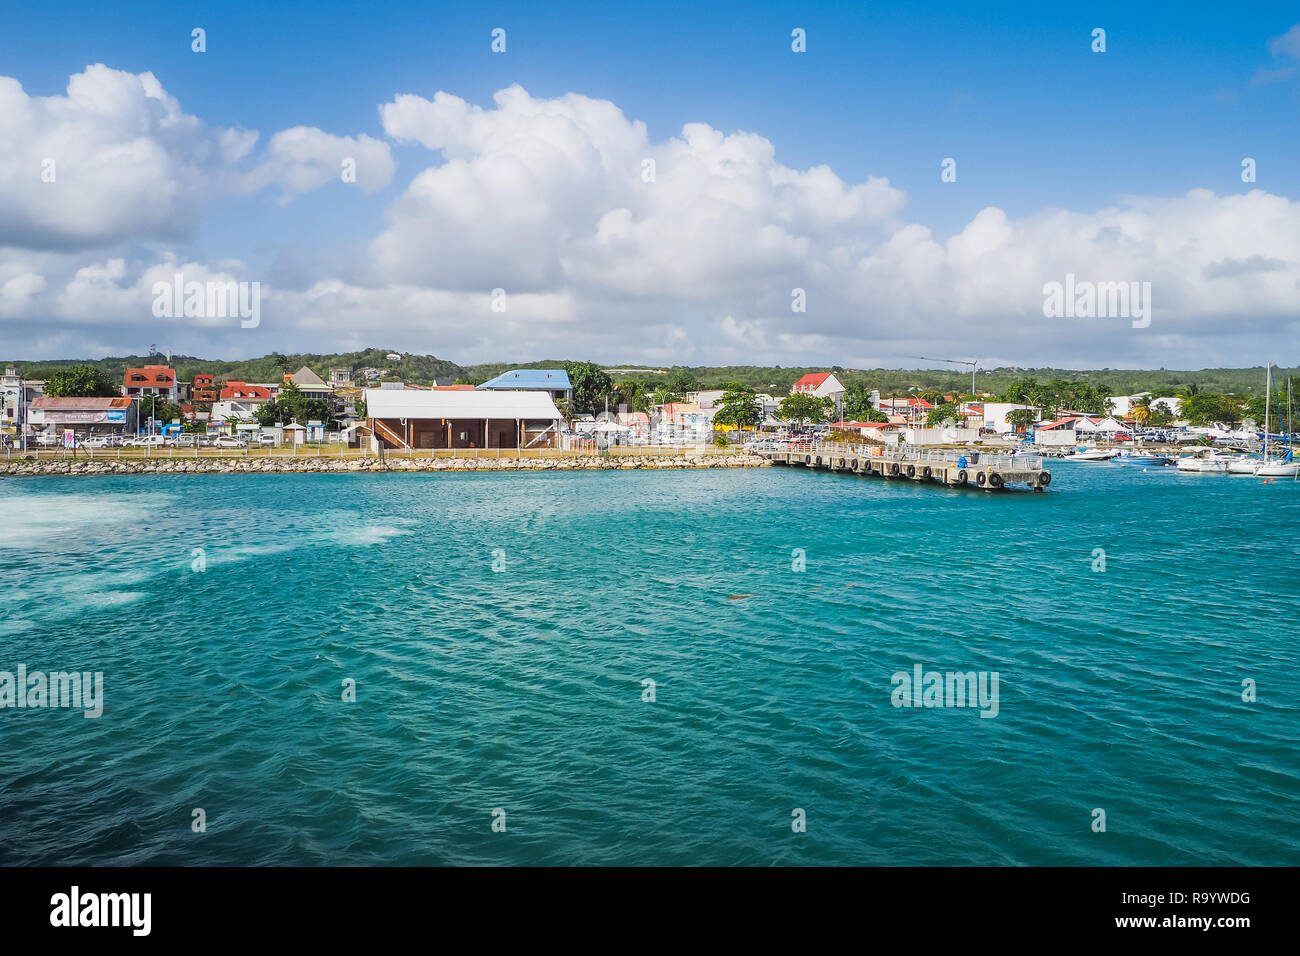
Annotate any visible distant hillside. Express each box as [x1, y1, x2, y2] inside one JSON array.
[[7, 349, 465, 388], [4, 350, 1295, 399]]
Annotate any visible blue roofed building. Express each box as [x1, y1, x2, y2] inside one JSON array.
[[476, 369, 572, 402]]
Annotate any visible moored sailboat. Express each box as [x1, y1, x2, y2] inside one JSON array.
[[1254, 366, 1299, 478]]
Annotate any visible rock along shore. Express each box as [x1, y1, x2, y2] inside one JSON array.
[[1, 453, 769, 477]]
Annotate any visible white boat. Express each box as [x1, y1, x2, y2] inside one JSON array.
[[1114, 452, 1172, 466], [1176, 449, 1231, 473], [1256, 457, 1300, 478], [1228, 457, 1262, 475], [1070, 448, 1115, 461], [1253, 365, 1299, 479]]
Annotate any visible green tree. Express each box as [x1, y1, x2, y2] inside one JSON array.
[[712, 384, 762, 429], [926, 402, 962, 427], [1182, 393, 1243, 425], [1006, 408, 1038, 432], [842, 383, 886, 422], [564, 361, 615, 414], [43, 364, 120, 397], [138, 394, 183, 426], [665, 367, 698, 395], [649, 385, 683, 408], [779, 393, 832, 425]]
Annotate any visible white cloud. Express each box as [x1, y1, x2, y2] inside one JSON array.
[[0, 81, 1297, 369], [1267, 23, 1300, 59], [372, 85, 904, 296], [240, 127, 396, 199], [0, 64, 392, 250]]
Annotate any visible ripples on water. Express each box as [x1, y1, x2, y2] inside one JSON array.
[[1, 465, 1297, 865]]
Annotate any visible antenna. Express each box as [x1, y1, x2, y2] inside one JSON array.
[[906, 355, 980, 397]]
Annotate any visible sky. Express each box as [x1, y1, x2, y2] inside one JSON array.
[[0, 0, 1297, 369]]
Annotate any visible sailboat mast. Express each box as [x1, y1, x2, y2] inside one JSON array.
[[1264, 364, 1271, 462]]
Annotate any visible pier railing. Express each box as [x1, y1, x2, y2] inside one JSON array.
[[783, 440, 1041, 471]]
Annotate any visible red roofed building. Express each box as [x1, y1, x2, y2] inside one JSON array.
[[212, 382, 273, 427], [830, 420, 898, 438], [193, 373, 217, 403], [218, 382, 272, 401], [789, 372, 846, 402], [123, 365, 178, 401]]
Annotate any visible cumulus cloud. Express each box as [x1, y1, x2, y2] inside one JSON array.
[[0, 64, 393, 250], [372, 85, 905, 295], [1, 80, 1298, 369]]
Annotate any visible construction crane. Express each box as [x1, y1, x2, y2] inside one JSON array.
[[907, 356, 979, 397]]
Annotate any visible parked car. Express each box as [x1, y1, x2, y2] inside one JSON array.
[[81, 436, 113, 448], [211, 436, 247, 448], [257, 434, 277, 446]]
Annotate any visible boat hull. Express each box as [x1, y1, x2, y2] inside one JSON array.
[[1116, 455, 1171, 466], [1255, 462, 1300, 478], [1176, 460, 1229, 473]]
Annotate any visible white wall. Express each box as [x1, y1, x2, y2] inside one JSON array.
[[903, 427, 981, 445], [982, 402, 1039, 432], [1032, 430, 1077, 446]]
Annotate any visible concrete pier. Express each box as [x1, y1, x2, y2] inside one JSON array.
[[759, 444, 1051, 491]]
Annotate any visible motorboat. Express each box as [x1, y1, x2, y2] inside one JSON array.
[[1069, 448, 1116, 461], [1176, 449, 1230, 473], [1114, 452, 1172, 466], [1227, 457, 1262, 475]]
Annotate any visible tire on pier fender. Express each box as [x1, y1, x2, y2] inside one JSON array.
[[838, 458, 846, 468], [805, 455, 812, 464], [890, 462, 900, 477], [976, 471, 987, 487], [905, 464, 916, 478], [921, 466, 931, 479], [956, 469, 967, 484], [1037, 471, 1052, 487], [988, 473, 1004, 489]]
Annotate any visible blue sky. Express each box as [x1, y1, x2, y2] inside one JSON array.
[[1, 1, 1298, 366]]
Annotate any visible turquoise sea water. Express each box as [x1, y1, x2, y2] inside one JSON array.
[[1, 463, 1297, 866]]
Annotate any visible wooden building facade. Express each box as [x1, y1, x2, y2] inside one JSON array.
[[364, 388, 563, 452]]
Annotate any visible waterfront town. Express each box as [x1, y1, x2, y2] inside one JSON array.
[[1, 356, 1291, 470]]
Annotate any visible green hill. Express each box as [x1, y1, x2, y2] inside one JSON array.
[[5, 350, 1295, 400]]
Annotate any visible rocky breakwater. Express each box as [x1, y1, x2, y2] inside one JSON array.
[[1, 453, 769, 477]]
